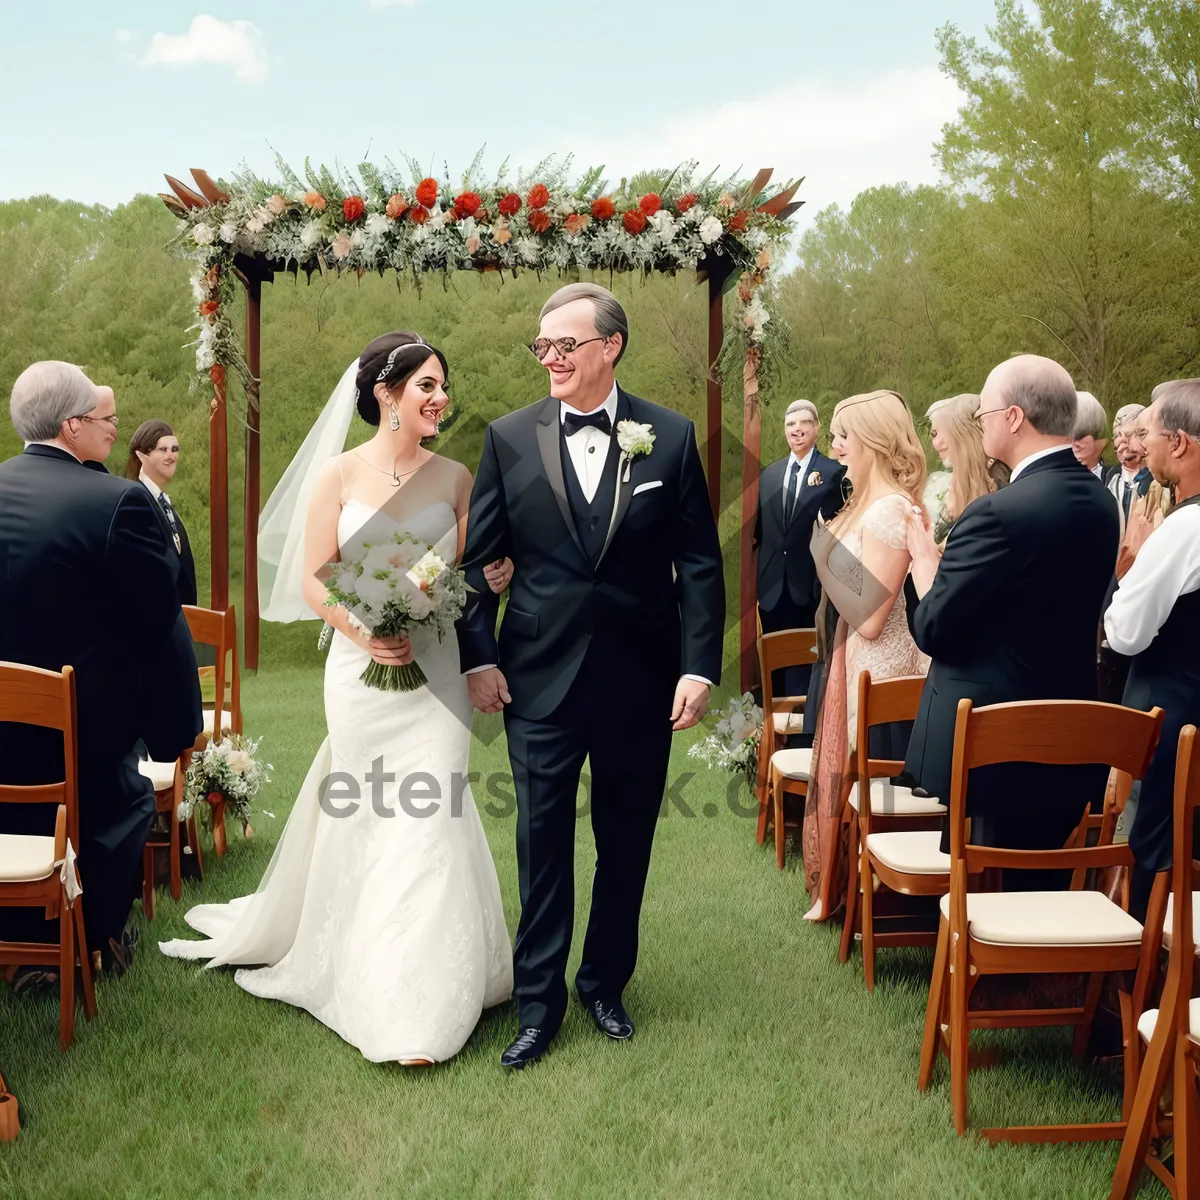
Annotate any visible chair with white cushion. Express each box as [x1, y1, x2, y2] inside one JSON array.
[[838, 672, 947, 988], [1111, 724, 1200, 1199], [755, 622, 819, 870], [918, 697, 1164, 1143], [183, 604, 241, 856], [139, 750, 202, 920], [0, 663, 96, 1050]]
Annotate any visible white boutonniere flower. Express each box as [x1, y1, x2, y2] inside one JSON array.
[[806, 470, 823, 487], [615, 420, 655, 483]]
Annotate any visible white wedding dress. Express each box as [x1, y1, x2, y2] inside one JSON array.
[[160, 498, 513, 1063]]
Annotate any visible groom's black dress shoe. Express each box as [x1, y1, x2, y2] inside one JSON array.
[[584, 998, 634, 1041], [501, 1027, 553, 1069]]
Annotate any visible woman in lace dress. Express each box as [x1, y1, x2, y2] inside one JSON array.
[[801, 390, 930, 921], [161, 333, 515, 1065]]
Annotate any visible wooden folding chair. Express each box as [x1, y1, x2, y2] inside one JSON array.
[[838, 672, 947, 989], [183, 605, 242, 856], [1111, 725, 1200, 1199], [918, 697, 1163, 1143], [0, 1068, 17, 1141], [139, 749, 202, 921], [755, 623, 819, 869], [0, 663, 97, 1050]]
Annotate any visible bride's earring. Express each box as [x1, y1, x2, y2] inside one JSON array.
[[388, 404, 400, 432]]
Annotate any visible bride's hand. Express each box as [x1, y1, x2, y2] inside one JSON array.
[[483, 557, 513, 594], [364, 634, 413, 666]]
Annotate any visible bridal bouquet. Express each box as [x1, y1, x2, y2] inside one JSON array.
[[181, 733, 273, 833], [688, 692, 764, 788], [324, 533, 470, 692]]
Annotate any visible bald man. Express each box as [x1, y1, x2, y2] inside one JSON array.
[[0, 362, 201, 976], [901, 355, 1120, 878]]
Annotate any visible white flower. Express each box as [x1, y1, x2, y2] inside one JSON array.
[[699, 215, 724, 245], [397, 574, 435, 620], [616, 420, 655, 458], [649, 210, 677, 241], [729, 713, 758, 744], [350, 229, 366, 249], [515, 237, 541, 265], [355, 573, 393, 610], [218, 221, 237, 244], [743, 296, 770, 343], [426, 206, 446, 231], [300, 220, 324, 249], [361, 543, 402, 576], [226, 749, 254, 775], [190, 274, 204, 301], [191, 224, 215, 246], [365, 213, 391, 237]]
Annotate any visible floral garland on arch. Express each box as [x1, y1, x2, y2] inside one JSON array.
[[172, 155, 796, 387]]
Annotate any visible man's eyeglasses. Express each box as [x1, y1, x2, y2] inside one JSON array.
[[77, 413, 119, 429], [529, 336, 607, 362], [973, 406, 1009, 427]]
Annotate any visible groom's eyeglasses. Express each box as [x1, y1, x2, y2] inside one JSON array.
[[77, 413, 120, 429], [529, 336, 607, 362]]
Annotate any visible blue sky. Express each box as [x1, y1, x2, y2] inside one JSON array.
[[2, 1, 1001, 230]]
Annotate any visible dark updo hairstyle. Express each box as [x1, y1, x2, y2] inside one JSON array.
[[354, 332, 449, 426], [124, 419, 176, 480]]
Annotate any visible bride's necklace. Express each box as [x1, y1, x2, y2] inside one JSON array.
[[353, 449, 424, 488]]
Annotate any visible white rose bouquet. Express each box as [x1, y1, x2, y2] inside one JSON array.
[[688, 692, 764, 787], [181, 732, 273, 832], [324, 532, 471, 692]]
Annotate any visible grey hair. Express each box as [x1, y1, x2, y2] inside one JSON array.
[[1072, 392, 1108, 440], [10, 361, 96, 442], [1113, 402, 1145, 432], [1156, 379, 1200, 440], [539, 283, 630, 364], [785, 399, 819, 424], [1003, 365, 1078, 437], [926, 398, 951, 419]]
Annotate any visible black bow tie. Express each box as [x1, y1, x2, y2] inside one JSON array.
[[563, 410, 612, 437]]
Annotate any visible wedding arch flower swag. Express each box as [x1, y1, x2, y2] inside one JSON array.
[[160, 154, 803, 692]]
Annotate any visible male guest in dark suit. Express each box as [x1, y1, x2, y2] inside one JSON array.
[[901, 355, 1120, 876], [458, 283, 724, 1068], [0, 362, 201, 975], [1106, 380, 1200, 919], [753, 400, 846, 698]]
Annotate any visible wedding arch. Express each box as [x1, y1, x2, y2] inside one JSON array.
[[160, 157, 803, 689]]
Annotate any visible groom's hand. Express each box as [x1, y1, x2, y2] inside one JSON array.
[[467, 667, 511, 714], [671, 678, 710, 731]]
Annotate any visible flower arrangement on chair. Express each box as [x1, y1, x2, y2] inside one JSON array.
[[181, 733, 273, 857]]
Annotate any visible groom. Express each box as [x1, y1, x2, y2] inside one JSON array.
[[458, 283, 724, 1068]]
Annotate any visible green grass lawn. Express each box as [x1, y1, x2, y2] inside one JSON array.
[[0, 647, 1169, 1199]]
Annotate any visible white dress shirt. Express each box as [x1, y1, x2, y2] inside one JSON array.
[[560, 384, 619, 503], [1008, 443, 1075, 482], [783, 447, 815, 514], [1090, 461, 1104, 479], [1105, 503, 1200, 657]]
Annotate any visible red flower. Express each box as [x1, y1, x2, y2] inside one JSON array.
[[623, 209, 648, 235], [410, 205, 430, 225], [528, 183, 550, 209], [385, 194, 409, 220], [415, 178, 440, 209], [728, 209, 749, 233], [528, 209, 553, 234], [342, 195, 366, 223], [639, 193, 662, 216], [591, 197, 616, 221], [454, 191, 482, 218], [199, 300, 219, 318], [498, 192, 522, 217], [677, 192, 698, 213]]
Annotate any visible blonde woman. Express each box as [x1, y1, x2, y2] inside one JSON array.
[[928, 393, 997, 544], [801, 390, 931, 921]]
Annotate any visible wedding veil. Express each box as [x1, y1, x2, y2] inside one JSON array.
[[258, 359, 359, 622]]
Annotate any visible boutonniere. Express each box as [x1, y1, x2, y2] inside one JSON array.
[[615, 420, 655, 483], [806, 470, 823, 487]]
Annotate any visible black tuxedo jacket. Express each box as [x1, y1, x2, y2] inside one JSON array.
[[902, 448, 1120, 817], [0, 445, 202, 777], [753, 450, 846, 612], [457, 388, 725, 721]]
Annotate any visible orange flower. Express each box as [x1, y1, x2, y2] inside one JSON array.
[[563, 213, 591, 236], [639, 193, 662, 216], [727, 209, 749, 233], [415, 178, 440, 208], [755, 248, 772, 269], [528, 183, 550, 209], [737, 280, 754, 304], [493, 226, 512, 245], [623, 209, 647, 235], [386, 194, 409, 220], [591, 197, 616, 221], [342, 195, 366, 222], [528, 209, 552, 234], [677, 192, 698, 213], [266, 194, 288, 215], [719, 193, 736, 208], [304, 191, 326, 211], [199, 300, 219, 318], [410, 205, 430, 225], [465, 235, 483, 255], [498, 192, 522, 217]]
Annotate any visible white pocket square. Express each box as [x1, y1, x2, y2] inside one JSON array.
[[633, 480, 663, 496]]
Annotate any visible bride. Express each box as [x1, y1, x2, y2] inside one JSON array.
[[160, 332, 514, 1065]]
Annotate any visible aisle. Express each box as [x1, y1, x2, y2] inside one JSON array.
[[0, 663, 1163, 1199]]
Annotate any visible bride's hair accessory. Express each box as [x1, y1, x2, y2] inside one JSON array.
[[354, 332, 447, 426]]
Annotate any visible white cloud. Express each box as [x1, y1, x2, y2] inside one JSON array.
[[558, 67, 962, 234], [142, 15, 266, 83], [115, 29, 133, 44]]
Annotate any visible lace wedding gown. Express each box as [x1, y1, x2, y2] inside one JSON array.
[[160, 498, 513, 1063]]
